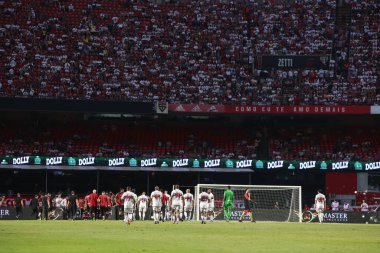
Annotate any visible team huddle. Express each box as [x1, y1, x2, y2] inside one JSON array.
[[119, 185, 216, 225]]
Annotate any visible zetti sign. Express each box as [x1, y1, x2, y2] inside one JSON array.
[[255, 55, 330, 70]]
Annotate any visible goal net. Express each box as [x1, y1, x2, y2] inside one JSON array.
[[194, 184, 302, 222]]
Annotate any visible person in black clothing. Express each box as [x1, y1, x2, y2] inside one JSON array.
[[67, 191, 78, 220], [41, 193, 50, 220], [29, 195, 39, 220], [14, 193, 23, 220], [239, 189, 255, 222], [47, 193, 53, 214]]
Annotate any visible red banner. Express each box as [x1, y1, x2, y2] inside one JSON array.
[[169, 104, 371, 115], [326, 172, 357, 195], [225, 105, 371, 114]]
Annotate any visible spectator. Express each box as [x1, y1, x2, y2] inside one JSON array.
[[331, 199, 339, 211], [41, 193, 50, 220], [13, 193, 23, 219], [343, 201, 350, 211], [360, 200, 369, 212], [29, 194, 39, 220]]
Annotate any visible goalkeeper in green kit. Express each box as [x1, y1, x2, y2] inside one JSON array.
[[223, 185, 234, 221]]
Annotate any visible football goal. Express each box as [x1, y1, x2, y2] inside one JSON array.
[[193, 184, 302, 222]]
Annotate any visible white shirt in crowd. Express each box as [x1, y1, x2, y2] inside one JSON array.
[[331, 200, 339, 211], [55, 196, 63, 207], [361, 202, 369, 212], [61, 198, 67, 208]]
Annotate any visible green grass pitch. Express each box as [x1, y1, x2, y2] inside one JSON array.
[[1, 221, 379, 253]]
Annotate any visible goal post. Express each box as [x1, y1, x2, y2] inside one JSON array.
[[194, 184, 302, 222]]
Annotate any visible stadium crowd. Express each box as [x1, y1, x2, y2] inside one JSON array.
[[1, 117, 380, 161], [0, 118, 262, 159], [0, 0, 378, 105], [269, 125, 380, 161]]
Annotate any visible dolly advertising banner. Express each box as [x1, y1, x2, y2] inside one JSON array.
[[1, 156, 380, 171]]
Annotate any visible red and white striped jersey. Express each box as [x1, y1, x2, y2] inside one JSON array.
[[150, 190, 162, 206], [199, 192, 209, 203], [183, 193, 193, 205], [121, 191, 137, 205]]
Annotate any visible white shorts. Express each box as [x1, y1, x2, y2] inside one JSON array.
[[184, 204, 192, 212], [316, 204, 324, 213], [200, 202, 209, 212], [152, 205, 162, 212], [208, 205, 214, 212], [124, 203, 134, 213], [172, 204, 181, 211], [139, 206, 147, 212]]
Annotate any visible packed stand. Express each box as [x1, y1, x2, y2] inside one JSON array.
[[250, 0, 379, 106], [0, 0, 253, 102], [269, 126, 380, 161], [347, 0, 379, 105], [1, 116, 380, 161], [0, 0, 377, 105], [0, 119, 261, 159]]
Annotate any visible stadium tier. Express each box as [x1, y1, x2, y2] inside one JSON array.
[[0, 119, 260, 158], [0, 0, 378, 104], [1, 2, 380, 253], [270, 126, 380, 161], [1, 117, 380, 161]]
